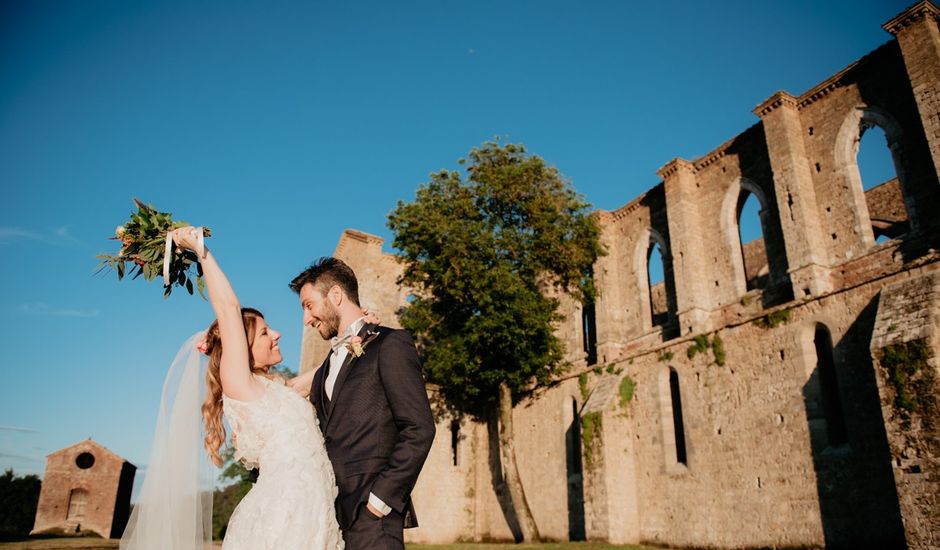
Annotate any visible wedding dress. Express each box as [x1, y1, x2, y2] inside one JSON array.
[[221, 375, 343, 549]]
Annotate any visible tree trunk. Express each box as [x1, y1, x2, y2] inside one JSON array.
[[498, 381, 541, 542]]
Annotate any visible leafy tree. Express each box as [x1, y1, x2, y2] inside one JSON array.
[[388, 141, 603, 541], [0, 469, 41, 539]]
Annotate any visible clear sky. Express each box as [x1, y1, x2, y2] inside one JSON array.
[[1, 0, 906, 490]]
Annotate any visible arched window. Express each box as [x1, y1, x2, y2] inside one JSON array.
[[67, 488, 88, 520], [581, 302, 597, 366], [669, 369, 688, 465], [858, 123, 908, 243], [737, 190, 770, 291], [814, 325, 847, 446], [836, 106, 913, 249], [648, 241, 667, 326], [639, 229, 677, 332]]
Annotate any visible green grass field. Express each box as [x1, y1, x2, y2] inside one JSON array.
[[414, 544, 660, 550]]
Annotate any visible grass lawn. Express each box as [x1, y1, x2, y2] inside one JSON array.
[[412, 544, 661, 550]]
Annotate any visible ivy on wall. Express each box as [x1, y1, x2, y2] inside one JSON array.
[[880, 338, 935, 426], [686, 334, 726, 366], [581, 411, 603, 467]]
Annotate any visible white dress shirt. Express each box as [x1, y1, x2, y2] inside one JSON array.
[[325, 316, 366, 400]]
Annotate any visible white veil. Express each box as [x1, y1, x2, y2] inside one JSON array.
[[120, 332, 215, 549]]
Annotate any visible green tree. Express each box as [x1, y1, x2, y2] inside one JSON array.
[[388, 141, 603, 542], [0, 469, 41, 539]]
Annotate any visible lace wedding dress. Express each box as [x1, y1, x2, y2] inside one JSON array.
[[222, 376, 343, 550]]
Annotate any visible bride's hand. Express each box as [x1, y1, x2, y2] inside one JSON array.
[[288, 370, 315, 398], [363, 308, 380, 325], [170, 226, 204, 253]]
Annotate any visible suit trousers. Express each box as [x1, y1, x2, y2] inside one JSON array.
[[344, 504, 404, 550]]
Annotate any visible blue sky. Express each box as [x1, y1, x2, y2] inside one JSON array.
[[0, 0, 904, 489]]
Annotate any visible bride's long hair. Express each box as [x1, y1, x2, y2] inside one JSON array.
[[201, 307, 265, 467]]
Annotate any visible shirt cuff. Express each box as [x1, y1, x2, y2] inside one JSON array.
[[368, 492, 392, 516]]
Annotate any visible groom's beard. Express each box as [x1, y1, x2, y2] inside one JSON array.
[[320, 303, 342, 340]]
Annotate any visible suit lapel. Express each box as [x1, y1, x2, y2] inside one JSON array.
[[325, 351, 361, 425], [316, 353, 332, 424]]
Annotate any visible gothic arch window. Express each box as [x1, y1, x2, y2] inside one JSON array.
[[648, 241, 667, 325], [736, 187, 770, 291], [858, 123, 909, 243], [814, 324, 847, 447], [722, 178, 778, 296], [67, 488, 88, 520], [836, 106, 913, 248], [636, 228, 677, 331], [581, 299, 597, 366]]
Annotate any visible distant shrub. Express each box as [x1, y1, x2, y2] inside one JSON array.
[[0, 469, 41, 538]]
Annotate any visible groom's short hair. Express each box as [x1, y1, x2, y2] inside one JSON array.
[[289, 257, 361, 306]]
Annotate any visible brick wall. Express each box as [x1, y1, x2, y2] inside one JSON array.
[[32, 440, 135, 539]]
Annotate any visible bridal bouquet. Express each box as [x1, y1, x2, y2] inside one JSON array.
[[96, 199, 211, 298]]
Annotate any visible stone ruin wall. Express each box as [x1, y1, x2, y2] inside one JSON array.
[[303, 3, 940, 548]]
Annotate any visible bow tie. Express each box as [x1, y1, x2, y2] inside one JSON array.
[[330, 334, 354, 354]]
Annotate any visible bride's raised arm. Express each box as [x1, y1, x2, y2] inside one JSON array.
[[172, 227, 263, 401]]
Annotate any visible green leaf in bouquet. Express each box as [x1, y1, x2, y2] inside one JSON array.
[[164, 284, 172, 299], [93, 255, 112, 276], [102, 199, 212, 300]]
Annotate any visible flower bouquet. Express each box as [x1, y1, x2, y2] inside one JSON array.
[[96, 198, 211, 298]]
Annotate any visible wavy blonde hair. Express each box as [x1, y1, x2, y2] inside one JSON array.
[[201, 307, 266, 467]]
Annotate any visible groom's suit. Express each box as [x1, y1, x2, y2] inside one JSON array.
[[310, 323, 435, 549]]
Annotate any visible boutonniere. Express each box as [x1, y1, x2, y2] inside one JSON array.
[[347, 329, 380, 358]]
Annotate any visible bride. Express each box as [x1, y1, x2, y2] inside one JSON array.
[[120, 226, 343, 549]]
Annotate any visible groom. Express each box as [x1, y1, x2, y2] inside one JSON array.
[[290, 257, 435, 550]]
